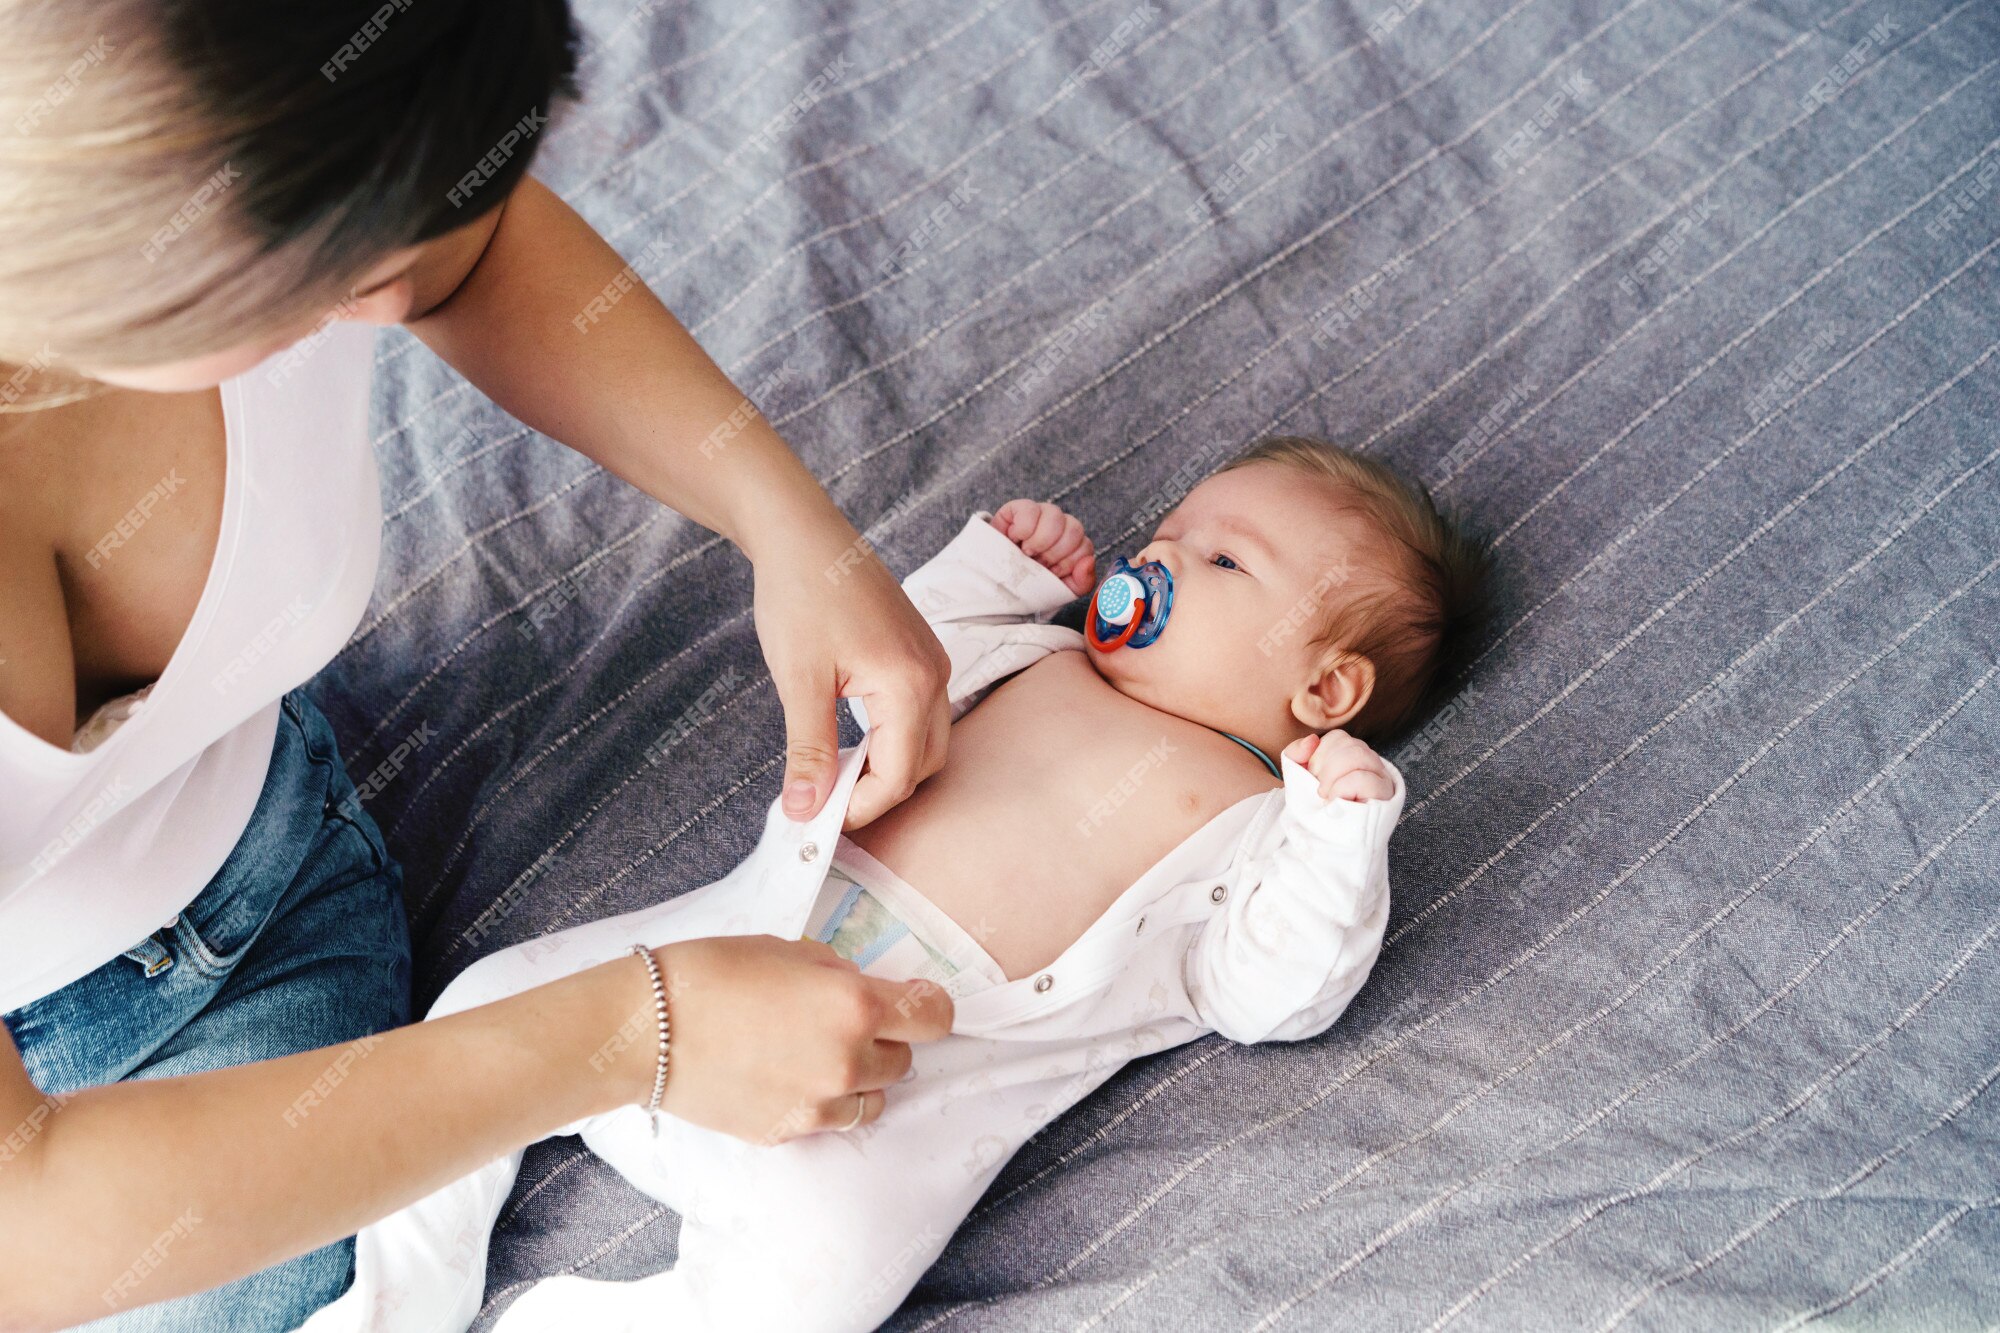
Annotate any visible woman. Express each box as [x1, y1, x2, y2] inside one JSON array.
[[0, 1, 956, 1328]]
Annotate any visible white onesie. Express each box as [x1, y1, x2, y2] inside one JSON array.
[[302, 512, 1405, 1333]]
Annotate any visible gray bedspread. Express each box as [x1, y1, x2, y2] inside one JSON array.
[[311, 0, 2000, 1325]]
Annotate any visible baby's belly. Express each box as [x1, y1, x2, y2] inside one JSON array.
[[844, 652, 1273, 980]]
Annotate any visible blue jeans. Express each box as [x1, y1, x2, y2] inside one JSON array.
[[4, 690, 413, 1332]]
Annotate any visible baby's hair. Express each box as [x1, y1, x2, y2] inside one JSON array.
[[1220, 436, 1491, 742], [0, 0, 581, 393]]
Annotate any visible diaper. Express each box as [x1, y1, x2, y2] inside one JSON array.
[[799, 839, 1008, 998]]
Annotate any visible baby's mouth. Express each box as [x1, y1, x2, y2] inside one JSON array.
[[1086, 557, 1175, 653]]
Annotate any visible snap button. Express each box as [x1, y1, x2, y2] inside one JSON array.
[[799, 841, 819, 862], [162, 915, 179, 930], [1210, 884, 1228, 904], [1033, 974, 1054, 993], [1135, 915, 1146, 935]]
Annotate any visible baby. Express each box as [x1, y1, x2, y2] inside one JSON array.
[[308, 436, 1487, 1333]]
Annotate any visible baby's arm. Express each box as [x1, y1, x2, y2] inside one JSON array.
[[898, 501, 1095, 719], [1182, 731, 1405, 1045]]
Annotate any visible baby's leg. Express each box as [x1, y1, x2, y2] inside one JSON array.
[[301, 881, 744, 1333], [491, 856, 1117, 1332], [491, 1034, 1083, 1333]]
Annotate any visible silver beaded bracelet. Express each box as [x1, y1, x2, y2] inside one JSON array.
[[628, 944, 671, 1136]]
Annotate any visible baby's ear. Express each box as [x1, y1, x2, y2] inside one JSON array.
[[1290, 648, 1374, 732]]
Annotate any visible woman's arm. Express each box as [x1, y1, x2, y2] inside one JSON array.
[[0, 934, 949, 1331], [397, 177, 951, 832]]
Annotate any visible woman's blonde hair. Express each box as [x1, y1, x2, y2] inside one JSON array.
[[0, 0, 581, 409]]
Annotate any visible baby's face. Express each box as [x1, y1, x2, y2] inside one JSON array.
[[1087, 461, 1375, 742]]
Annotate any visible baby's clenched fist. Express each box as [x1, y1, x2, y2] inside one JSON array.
[[1282, 730, 1395, 803], [990, 499, 1097, 597]]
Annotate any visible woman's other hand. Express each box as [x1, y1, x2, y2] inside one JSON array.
[[751, 513, 951, 830], [649, 935, 953, 1141]]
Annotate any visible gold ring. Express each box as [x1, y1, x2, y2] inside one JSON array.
[[841, 1092, 866, 1132]]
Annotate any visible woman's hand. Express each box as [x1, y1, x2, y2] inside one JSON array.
[[751, 512, 952, 831], [990, 499, 1097, 596], [651, 935, 953, 1141], [1282, 730, 1396, 802]]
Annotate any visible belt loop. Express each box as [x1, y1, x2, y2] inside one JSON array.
[[120, 933, 176, 979]]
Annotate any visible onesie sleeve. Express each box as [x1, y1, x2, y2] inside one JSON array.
[[900, 511, 1087, 720], [1181, 751, 1404, 1045]]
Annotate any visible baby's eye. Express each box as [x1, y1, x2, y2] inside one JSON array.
[[1210, 553, 1241, 571]]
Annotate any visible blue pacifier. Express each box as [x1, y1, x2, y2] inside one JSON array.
[[1087, 556, 1174, 652]]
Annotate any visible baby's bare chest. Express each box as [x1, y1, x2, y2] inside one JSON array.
[[845, 652, 1274, 979]]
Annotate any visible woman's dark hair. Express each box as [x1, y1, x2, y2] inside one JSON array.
[[175, 0, 580, 252], [0, 0, 582, 374]]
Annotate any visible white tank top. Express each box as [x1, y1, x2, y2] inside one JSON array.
[[0, 322, 381, 1013]]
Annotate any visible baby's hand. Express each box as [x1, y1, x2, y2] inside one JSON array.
[[990, 499, 1096, 597], [1282, 730, 1395, 803]]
